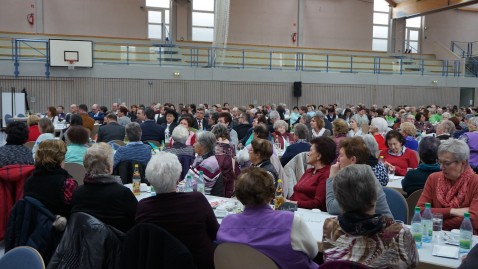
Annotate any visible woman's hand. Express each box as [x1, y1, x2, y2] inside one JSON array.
[[451, 207, 470, 217], [329, 163, 341, 178]]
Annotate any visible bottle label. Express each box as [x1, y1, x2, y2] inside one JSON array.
[[132, 180, 141, 196], [460, 239, 471, 250]]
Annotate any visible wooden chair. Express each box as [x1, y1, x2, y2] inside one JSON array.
[[406, 189, 423, 224], [111, 140, 126, 146], [90, 124, 100, 141], [63, 162, 86, 185], [24, 141, 36, 150], [214, 243, 278, 269]]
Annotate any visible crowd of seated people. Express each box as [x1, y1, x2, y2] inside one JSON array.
[[3, 100, 478, 268]]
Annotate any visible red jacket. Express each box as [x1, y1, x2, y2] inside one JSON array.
[[28, 125, 41, 142], [0, 164, 35, 240]]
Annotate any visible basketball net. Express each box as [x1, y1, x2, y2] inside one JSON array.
[[67, 60, 77, 70]]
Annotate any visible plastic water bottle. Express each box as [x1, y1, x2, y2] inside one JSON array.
[[197, 171, 205, 194], [459, 212, 473, 253], [422, 203, 433, 243], [184, 175, 193, 192], [411, 206, 423, 248]]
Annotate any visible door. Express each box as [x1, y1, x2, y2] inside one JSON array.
[[405, 27, 420, 53]]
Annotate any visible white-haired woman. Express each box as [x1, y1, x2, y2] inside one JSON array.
[[136, 152, 219, 269], [347, 114, 363, 137], [164, 125, 195, 180], [362, 134, 389, 186], [369, 117, 388, 151], [71, 143, 137, 232], [322, 165, 418, 268], [189, 131, 221, 195], [272, 120, 295, 150]]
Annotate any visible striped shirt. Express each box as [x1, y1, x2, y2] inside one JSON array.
[[113, 141, 152, 167]]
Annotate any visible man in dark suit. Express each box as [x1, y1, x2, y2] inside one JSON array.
[[97, 113, 125, 143], [88, 103, 105, 124], [280, 123, 311, 167], [193, 107, 209, 131], [141, 107, 165, 143]]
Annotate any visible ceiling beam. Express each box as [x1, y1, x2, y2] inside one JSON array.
[[392, 0, 478, 19], [385, 0, 397, 8]]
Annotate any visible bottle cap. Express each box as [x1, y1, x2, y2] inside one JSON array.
[[425, 203, 431, 208], [415, 206, 421, 212], [278, 179, 283, 183], [464, 212, 470, 218], [199, 171, 204, 175], [134, 164, 139, 168], [380, 156, 384, 159]]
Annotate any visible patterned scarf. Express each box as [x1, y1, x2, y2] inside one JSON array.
[[436, 166, 475, 208]]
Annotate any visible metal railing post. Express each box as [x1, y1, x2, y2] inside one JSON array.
[[242, 49, 245, 69], [326, 54, 329, 72], [269, 51, 272, 70], [301, 53, 304, 71], [421, 58, 424, 76], [400, 58, 403, 75], [350, 56, 353, 73]]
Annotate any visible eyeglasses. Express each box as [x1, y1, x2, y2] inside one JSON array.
[[438, 160, 458, 167]]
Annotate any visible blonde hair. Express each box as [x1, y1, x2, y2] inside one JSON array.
[[35, 140, 66, 169], [27, 115, 40, 126], [400, 122, 417, 136]]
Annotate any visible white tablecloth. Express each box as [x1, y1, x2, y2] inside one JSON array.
[[128, 187, 470, 268], [386, 175, 404, 190]]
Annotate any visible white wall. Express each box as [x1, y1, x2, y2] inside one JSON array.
[[423, 9, 478, 54]]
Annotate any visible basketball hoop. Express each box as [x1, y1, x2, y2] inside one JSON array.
[[67, 60, 77, 70]]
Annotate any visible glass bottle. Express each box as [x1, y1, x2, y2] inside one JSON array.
[[274, 179, 285, 210], [411, 206, 423, 248]]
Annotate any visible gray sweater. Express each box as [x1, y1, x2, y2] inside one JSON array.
[[326, 176, 393, 219]]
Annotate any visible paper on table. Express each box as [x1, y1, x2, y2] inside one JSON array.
[[432, 245, 459, 259]]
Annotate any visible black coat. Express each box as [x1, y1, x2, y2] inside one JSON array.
[[97, 122, 126, 143]]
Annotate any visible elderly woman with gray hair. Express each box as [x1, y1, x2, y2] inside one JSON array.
[[136, 152, 219, 269], [347, 114, 363, 137], [272, 119, 295, 150], [113, 122, 152, 168], [362, 134, 389, 186], [71, 143, 137, 232], [369, 117, 389, 151], [189, 131, 221, 195], [164, 125, 195, 180], [417, 139, 478, 233], [322, 164, 418, 268]]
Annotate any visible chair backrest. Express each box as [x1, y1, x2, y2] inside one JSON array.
[[90, 124, 100, 141], [383, 187, 409, 223], [113, 161, 147, 184], [283, 151, 309, 197], [17, 114, 25, 118], [63, 162, 86, 185], [406, 189, 424, 224], [120, 223, 196, 269], [4, 114, 13, 124], [145, 140, 161, 148], [321, 260, 372, 269], [214, 243, 278, 269], [0, 246, 45, 269], [111, 140, 126, 146], [24, 141, 36, 150]]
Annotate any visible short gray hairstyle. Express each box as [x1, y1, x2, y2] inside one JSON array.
[[438, 138, 469, 163], [361, 134, 379, 157], [269, 111, 280, 121], [333, 164, 377, 213], [350, 114, 365, 126], [273, 120, 288, 130], [468, 117, 478, 129], [293, 123, 309, 140], [84, 142, 113, 175], [370, 117, 388, 134], [171, 125, 189, 144], [146, 152, 181, 194], [438, 120, 456, 135], [442, 112, 451, 119], [125, 122, 142, 141], [211, 124, 230, 140], [196, 131, 216, 153]]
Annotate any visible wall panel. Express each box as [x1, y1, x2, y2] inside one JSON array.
[[0, 76, 462, 114]]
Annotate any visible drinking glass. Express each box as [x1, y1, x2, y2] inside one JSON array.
[[433, 213, 443, 243]]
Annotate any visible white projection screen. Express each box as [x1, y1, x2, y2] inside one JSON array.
[[49, 39, 93, 67]]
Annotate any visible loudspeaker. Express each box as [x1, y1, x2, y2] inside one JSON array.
[[293, 81, 302, 97]]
